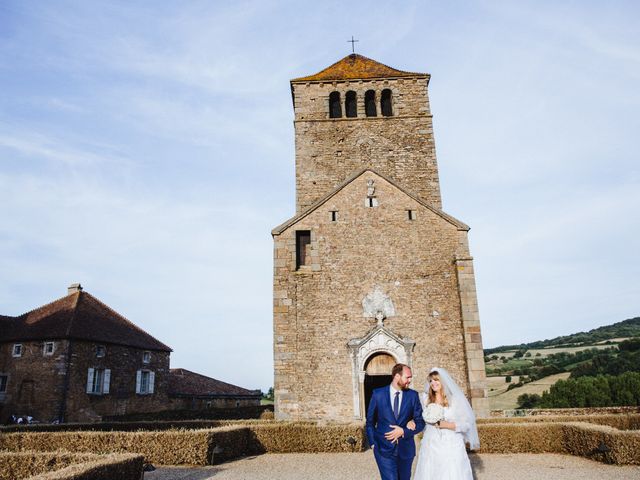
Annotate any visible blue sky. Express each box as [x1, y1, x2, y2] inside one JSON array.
[[1, 1, 638, 391]]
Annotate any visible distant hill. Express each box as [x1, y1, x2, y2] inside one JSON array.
[[485, 316, 640, 355]]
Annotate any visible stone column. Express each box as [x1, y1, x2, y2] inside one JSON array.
[[455, 254, 489, 417]]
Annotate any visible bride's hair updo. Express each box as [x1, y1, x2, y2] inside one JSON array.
[[427, 371, 449, 407]]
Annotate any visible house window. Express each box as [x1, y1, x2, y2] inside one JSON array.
[[0, 375, 8, 393], [345, 90, 357, 118], [142, 351, 151, 364], [366, 197, 379, 208], [381, 89, 393, 116], [295, 230, 311, 270], [86, 368, 111, 395], [329, 91, 342, 118], [365, 90, 377, 116], [96, 345, 106, 358], [12, 344, 22, 357], [407, 210, 416, 220], [43, 342, 55, 356], [136, 370, 155, 395], [330, 211, 338, 222]]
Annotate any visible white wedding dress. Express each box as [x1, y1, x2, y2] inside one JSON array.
[[413, 404, 474, 480]]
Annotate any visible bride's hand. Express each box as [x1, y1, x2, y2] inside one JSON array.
[[437, 420, 455, 430], [406, 420, 416, 431]]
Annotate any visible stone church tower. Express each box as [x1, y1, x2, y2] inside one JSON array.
[[272, 54, 488, 421]]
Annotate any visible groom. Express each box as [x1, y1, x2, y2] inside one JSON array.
[[366, 363, 425, 480]]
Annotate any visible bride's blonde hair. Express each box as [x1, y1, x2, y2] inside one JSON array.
[[427, 371, 449, 407]]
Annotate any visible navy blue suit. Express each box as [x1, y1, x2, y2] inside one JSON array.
[[366, 386, 425, 480]]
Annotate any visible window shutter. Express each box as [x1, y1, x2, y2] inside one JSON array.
[[149, 371, 155, 394], [86, 368, 95, 394], [103, 369, 111, 394], [135, 370, 141, 394]]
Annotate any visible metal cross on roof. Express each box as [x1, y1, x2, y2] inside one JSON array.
[[347, 36, 359, 54]]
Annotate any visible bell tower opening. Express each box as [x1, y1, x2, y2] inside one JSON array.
[[363, 352, 395, 414]]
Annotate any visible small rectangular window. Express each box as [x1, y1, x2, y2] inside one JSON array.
[[136, 370, 155, 395], [96, 345, 106, 358], [87, 368, 110, 395], [43, 342, 55, 356], [366, 197, 379, 208], [0, 375, 8, 393], [12, 344, 22, 357], [330, 211, 338, 222], [142, 351, 151, 364], [296, 230, 311, 269], [407, 210, 416, 220]]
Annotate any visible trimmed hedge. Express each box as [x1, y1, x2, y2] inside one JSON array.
[[562, 422, 640, 465], [476, 421, 640, 464], [0, 452, 143, 480], [477, 423, 564, 454], [478, 413, 640, 430], [0, 422, 365, 465], [0, 418, 314, 434], [0, 427, 244, 465], [247, 423, 365, 454]]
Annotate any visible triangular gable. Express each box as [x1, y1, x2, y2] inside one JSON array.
[[272, 168, 469, 235], [291, 54, 428, 83]]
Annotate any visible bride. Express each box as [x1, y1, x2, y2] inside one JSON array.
[[408, 367, 479, 480]]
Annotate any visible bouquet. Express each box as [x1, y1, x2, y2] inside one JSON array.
[[423, 403, 445, 425]]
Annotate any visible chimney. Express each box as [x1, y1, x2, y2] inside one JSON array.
[[68, 283, 83, 295]]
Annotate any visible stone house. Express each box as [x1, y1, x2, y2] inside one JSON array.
[[0, 284, 172, 423], [0, 284, 260, 423], [272, 54, 488, 421], [168, 368, 261, 410]]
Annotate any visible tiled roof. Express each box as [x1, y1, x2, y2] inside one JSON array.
[[291, 54, 427, 82], [169, 368, 260, 398], [0, 291, 172, 352]]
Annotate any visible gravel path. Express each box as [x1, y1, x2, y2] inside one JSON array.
[[146, 452, 640, 479]]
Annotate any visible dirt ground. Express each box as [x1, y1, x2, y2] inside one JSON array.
[[146, 452, 640, 479]]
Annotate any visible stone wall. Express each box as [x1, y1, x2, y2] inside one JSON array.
[[273, 171, 487, 420], [0, 340, 70, 423], [0, 340, 171, 423], [292, 77, 441, 212], [64, 342, 171, 422]]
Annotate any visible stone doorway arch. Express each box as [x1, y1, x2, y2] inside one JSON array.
[[347, 326, 415, 420], [363, 352, 395, 414]]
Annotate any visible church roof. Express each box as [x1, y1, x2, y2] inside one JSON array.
[[0, 290, 172, 352], [271, 168, 469, 235], [169, 368, 260, 398], [291, 54, 428, 82]]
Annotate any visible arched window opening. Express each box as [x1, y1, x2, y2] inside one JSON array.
[[365, 90, 377, 117], [329, 92, 342, 118], [381, 89, 393, 117], [345, 91, 357, 118]]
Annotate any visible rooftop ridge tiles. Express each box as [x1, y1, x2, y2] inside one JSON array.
[[65, 291, 81, 337], [291, 53, 428, 83]]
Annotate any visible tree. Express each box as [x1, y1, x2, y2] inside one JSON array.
[[505, 375, 512, 383], [517, 393, 541, 409], [262, 387, 274, 402]]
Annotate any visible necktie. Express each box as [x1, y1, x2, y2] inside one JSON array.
[[393, 391, 400, 419]]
